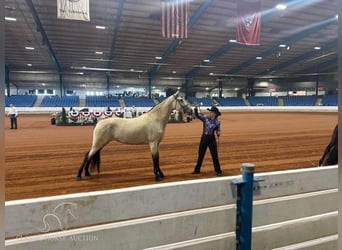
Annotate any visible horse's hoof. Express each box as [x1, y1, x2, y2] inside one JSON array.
[[155, 176, 161, 181], [76, 176, 82, 181], [85, 172, 91, 177]]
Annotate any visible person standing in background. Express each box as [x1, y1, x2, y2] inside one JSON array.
[[7, 103, 18, 129], [192, 103, 222, 176]]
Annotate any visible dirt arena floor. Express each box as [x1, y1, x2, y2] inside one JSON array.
[[5, 111, 337, 201]]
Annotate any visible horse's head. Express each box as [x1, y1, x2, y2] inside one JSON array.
[[173, 94, 192, 115]]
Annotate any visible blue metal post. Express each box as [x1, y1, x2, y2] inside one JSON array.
[[233, 163, 256, 250]]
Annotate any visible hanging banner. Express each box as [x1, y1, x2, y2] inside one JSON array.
[[161, 0, 190, 39], [57, 0, 90, 21], [236, 0, 261, 45]]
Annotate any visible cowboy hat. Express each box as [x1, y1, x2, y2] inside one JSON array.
[[207, 106, 221, 116]]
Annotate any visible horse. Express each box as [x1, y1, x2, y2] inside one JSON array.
[[318, 124, 338, 167], [76, 91, 190, 181]]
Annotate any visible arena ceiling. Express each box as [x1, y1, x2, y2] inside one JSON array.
[[4, 0, 338, 92]]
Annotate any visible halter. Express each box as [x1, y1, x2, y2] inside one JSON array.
[[173, 94, 191, 114]]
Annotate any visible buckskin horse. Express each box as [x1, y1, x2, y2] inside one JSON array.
[[77, 91, 190, 181]]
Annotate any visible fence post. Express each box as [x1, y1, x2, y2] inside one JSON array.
[[231, 163, 261, 250]]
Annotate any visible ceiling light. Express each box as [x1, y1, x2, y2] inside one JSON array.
[[275, 4, 287, 10], [96, 25, 106, 29], [71, 66, 145, 73], [25, 46, 35, 50], [256, 56, 262, 60], [209, 73, 214, 76], [286, 45, 291, 50], [278, 44, 286, 48], [95, 51, 103, 55], [155, 56, 162, 60], [194, 65, 215, 68], [229, 39, 237, 43], [27, 64, 32, 66], [5, 17, 16, 21], [172, 71, 176, 74], [314, 46, 321, 50], [145, 62, 169, 66], [203, 59, 210, 63]]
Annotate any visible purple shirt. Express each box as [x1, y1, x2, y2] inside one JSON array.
[[195, 108, 221, 136]]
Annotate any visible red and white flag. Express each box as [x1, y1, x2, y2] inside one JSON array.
[[236, 0, 261, 45], [161, 0, 189, 39]]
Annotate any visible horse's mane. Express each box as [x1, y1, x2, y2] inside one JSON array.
[[144, 94, 175, 114]]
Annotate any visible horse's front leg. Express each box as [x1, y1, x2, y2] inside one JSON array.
[[152, 151, 164, 181], [150, 142, 164, 181]]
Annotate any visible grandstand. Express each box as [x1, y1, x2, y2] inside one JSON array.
[[321, 95, 338, 106], [216, 97, 246, 106], [248, 96, 278, 106], [3, 94, 338, 109], [85, 95, 120, 107], [5, 95, 37, 107], [187, 97, 214, 106], [40, 95, 80, 107], [283, 95, 317, 106], [123, 96, 156, 107]]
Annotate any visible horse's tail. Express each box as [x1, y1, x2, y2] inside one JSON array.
[[89, 150, 101, 173]]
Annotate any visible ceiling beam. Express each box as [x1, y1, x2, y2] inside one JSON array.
[[257, 39, 337, 76], [25, 0, 61, 73], [107, 0, 124, 69], [295, 57, 337, 75]]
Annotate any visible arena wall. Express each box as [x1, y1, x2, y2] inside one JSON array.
[[5, 105, 338, 115], [5, 166, 337, 249]]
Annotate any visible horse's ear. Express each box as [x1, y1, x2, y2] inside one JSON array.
[[174, 91, 180, 97]]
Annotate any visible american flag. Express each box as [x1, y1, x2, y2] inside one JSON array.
[[236, 0, 261, 45], [161, 0, 190, 39]]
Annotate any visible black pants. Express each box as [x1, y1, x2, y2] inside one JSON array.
[[194, 134, 221, 173], [10, 115, 17, 129]]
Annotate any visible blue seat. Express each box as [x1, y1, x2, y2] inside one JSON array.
[[5, 95, 38, 107], [248, 96, 278, 106]]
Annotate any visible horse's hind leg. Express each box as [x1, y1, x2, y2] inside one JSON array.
[[77, 152, 91, 181]]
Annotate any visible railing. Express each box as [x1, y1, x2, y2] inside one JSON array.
[[5, 166, 337, 249]]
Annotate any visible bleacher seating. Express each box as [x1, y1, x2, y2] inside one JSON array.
[[187, 97, 214, 106], [123, 96, 156, 107], [156, 97, 167, 103], [248, 96, 278, 106], [321, 95, 338, 106], [5, 95, 37, 107], [217, 97, 246, 106], [40, 95, 80, 107], [85, 95, 120, 107], [283, 95, 317, 106]]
